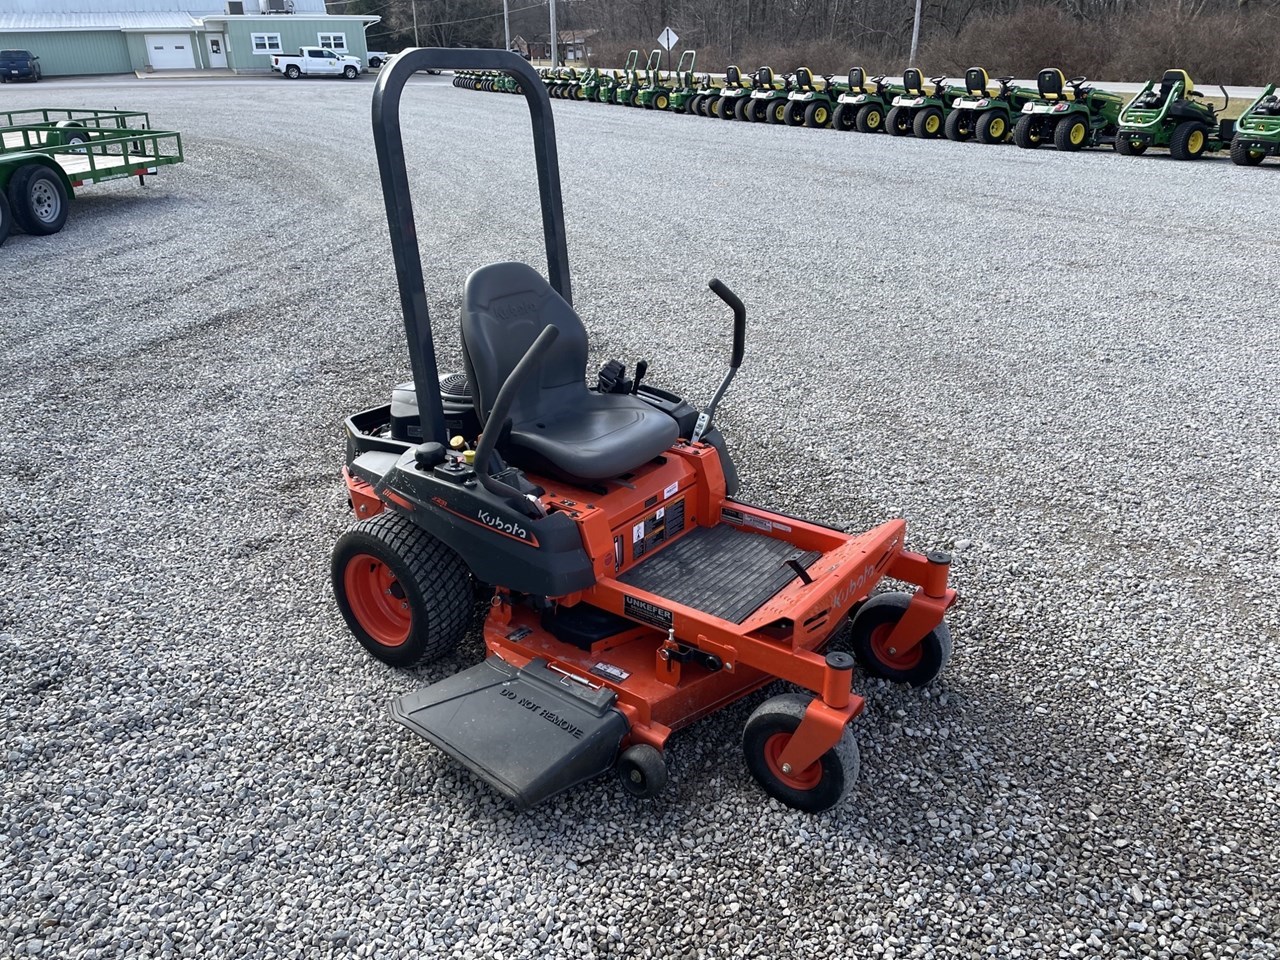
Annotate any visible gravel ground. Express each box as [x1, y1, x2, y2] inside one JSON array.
[[2, 73, 1279, 959]]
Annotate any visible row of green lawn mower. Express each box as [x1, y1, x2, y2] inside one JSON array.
[[455, 60, 1280, 165]]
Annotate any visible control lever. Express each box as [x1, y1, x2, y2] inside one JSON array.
[[632, 359, 648, 394], [690, 278, 746, 445], [472, 325, 559, 518]]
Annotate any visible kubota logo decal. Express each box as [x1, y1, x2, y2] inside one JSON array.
[[478, 509, 529, 541]]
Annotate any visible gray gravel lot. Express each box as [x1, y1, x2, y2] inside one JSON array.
[[2, 73, 1279, 959]]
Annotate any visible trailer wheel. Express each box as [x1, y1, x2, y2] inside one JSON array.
[[1013, 115, 1041, 149], [54, 120, 90, 153], [7, 164, 69, 236], [332, 511, 473, 668], [856, 104, 884, 133], [1169, 121, 1209, 160], [976, 111, 1008, 144], [1054, 115, 1090, 152], [0, 190, 12, 247], [885, 106, 910, 136], [344, 65, 358, 80], [285, 64, 300, 79], [847, 592, 952, 687], [1230, 138, 1266, 166], [743, 693, 858, 813], [616, 744, 668, 799]]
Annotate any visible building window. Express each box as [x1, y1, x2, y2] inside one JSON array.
[[251, 33, 282, 54], [318, 33, 346, 51]]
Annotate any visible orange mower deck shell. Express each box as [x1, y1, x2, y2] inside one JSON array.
[[343, 437, 955, 777]]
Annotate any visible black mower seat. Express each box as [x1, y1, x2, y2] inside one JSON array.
[[848, 67, 868, 94], [795, 66, 815, 91], [903, 68, 924, 97], [756, 66, 775, 88], [1038, 68, 1067, 100], [725, 65, 742, 87], [965, 67, 989, 97], [461, 262, 679, 482]]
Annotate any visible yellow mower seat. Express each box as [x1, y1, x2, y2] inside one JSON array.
[[903, 68, 924, 97], [794, 66, 815, 92], [1037, 68, 1068, 101], [847, 66, 869, 95]]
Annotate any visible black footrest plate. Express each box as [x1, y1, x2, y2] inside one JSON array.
[[390, 656, 629, 809]]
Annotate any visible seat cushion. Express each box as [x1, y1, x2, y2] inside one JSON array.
[[511, 392, 678, 481]]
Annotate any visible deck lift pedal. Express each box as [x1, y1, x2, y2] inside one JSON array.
[[332, 48, 959, 812]]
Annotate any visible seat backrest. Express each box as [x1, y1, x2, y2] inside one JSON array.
[[848, 66, 866, 93], [460, 262, 589, 428], [1161, 68, 1192, 99], [756, 65, 774, 87], [795, 66, 813, 90], [903, 68, 923, 96], [726, 64, 741, 86], [1038, 67, 1065, 100], [965, 67, 988, 97]]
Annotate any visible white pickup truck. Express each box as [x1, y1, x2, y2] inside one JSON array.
[[271, 47, 363, 80]]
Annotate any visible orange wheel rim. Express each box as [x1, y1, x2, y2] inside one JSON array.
[[344, 553, 411, 646], [869, 622, 923, 670], [763, 733, 822, 789]]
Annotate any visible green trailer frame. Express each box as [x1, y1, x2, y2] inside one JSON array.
[[1, 107, 184, 245]]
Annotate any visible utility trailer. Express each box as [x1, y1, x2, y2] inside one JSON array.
[[0, 107, 183, 246]]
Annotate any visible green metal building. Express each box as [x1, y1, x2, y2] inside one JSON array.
[[0, 1, 379, 77]]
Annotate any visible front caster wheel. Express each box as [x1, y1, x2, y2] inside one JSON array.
[[848, 591, 952, 686], [331, 511, 473, 668], [743, 693, 858, 812], [616, 744, 668, 799]]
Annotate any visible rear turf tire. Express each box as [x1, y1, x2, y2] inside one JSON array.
[[735, 98, 751, 121], [768, 99, 787, 123], [331, 511, 473, 669], [1054, 115, 1090, 151], [913, 106, 944, 138], [1230, 138, 1266, 166], [856, 104, 884, 133], [804, 102, 829, 128], [885, 106, 910, 136], [975, 111, 1008, 144], [832, 103, 855, 131], [1169, 121, 1209, 160]]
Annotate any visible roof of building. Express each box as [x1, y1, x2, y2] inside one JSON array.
[[0, 10, 377, 32]]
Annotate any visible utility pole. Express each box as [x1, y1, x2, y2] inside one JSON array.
[[412, 0, 420, 47], [909, 0, 921, 64], [503, 0, 511, 51], [548, 0, 558, 67]]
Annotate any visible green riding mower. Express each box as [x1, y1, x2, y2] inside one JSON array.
[[744, 66, 793, 123], [1114, 69, 1233, 160], [637, 50, 696, 110], [945, 68, 1036, 144], [886, 70, 956, 138], [715, 65, 755, 119], [688, 73, 719, 116], [832, 69, 903, 133], [1014, 69, 1124, 152], [598, 50, 638, 104], [1231, 84, 1280, 166], [669, 55, 703, 113], [616, 50, 661, 107], [784, 67, 844, 128]]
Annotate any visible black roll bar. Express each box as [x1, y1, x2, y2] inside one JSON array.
[[371, 48, 572, 445]]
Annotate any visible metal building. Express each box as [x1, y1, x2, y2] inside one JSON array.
[[0, 0, 380, 76]]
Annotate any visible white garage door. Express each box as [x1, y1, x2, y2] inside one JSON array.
[[144, 34, 196, 70]]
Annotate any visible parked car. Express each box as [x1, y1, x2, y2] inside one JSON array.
[[270, 48, 363, 80], [0, 49, 41, 83]]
